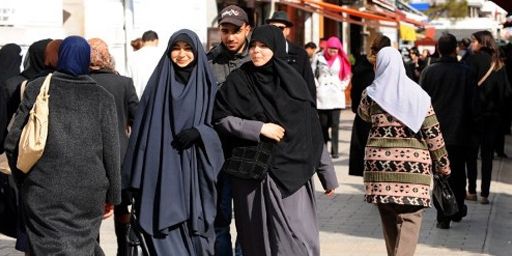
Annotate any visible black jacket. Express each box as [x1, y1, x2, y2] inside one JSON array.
[[207, 42, 251, 88], [287, 41, 316, 102], [420, 56, 477, 146], [90, 70, 139, 158], [465, 52, 512, 119]]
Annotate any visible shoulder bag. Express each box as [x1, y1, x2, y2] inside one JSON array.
[[433, 174, 459, 217], [222, 138, 274, 180], [17, 74, 52, 173]]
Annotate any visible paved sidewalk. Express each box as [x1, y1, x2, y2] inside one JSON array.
[[2, 110, 511, 255]]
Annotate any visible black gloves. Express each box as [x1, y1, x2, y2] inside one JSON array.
[[172, 128, 201, 150]]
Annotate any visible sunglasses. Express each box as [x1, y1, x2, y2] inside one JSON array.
[[274, 26, 287, 30]]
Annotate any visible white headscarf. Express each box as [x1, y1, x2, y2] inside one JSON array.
[[366, 47, 431, 133]]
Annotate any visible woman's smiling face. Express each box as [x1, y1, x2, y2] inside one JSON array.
[[170, 41, 194, 68]]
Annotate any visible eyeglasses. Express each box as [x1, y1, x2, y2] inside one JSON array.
[[274, 26, 287, 31]]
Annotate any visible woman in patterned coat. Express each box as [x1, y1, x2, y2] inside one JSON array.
[[358, 47, 451, 256]]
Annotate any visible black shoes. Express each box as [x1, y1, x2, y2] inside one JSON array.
[[436, 220, 450, 229], [451, 205, 468, 222]]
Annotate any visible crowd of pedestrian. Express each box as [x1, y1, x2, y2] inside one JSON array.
[[0, 3, 511, 256]]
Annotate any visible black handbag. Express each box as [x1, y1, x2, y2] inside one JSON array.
[[222, 139, 274, 180], [126, 200, 150, 256], [433, 174, 459, 217]]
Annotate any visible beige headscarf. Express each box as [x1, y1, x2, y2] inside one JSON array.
[[88, 38, 115, 71]]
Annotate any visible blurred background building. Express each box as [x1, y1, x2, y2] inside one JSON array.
[[1, 0, 511, 74]]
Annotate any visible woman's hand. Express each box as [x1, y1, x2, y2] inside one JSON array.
[[324, 189, 335, 198], [103, 203, 114, 219], [260, 123, 285, 142]]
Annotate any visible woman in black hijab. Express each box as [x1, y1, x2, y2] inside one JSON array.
[[0, 39, 51, 254], [0, 43, 22, 84], [122, 29, 224, 255], [214, 25, 338, 256]]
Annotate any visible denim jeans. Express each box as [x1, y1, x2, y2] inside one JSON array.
[[215, 173, 243, 256]]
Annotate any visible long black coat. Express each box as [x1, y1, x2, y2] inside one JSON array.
[[90, 70, 138, 158], [4, 72, 121, 256], [420, 56, 477, 146], [348, 55, 374, 176], [287, 41, 317, 102]]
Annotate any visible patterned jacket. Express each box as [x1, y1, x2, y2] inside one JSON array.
[[358, 90, 451, 207]]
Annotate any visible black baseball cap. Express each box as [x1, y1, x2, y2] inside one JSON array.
[[218, 5, 248, 27]]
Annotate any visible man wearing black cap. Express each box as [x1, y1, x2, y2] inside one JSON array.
[[267, 10, 317, 102], [207, 4, 251, 256], [208, 5, 251, 88]]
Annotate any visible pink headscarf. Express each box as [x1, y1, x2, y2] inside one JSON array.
[[323, 36, 352, 81]]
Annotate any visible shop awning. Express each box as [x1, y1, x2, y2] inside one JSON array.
[[278, 0, 398, 28], [400, 23, 417, 41]]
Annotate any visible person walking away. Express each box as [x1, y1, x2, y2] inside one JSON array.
[[214, 25, 338, 256], [0, 43, 22, 239], [207, 5, 251, 255], [420, 33, 477, 228], [122, 29, 224, 255], [266, 11, 317, 101], [348, 35, 390, 176], [358, 47, 451, 256], [4, 35, 121, 255], [0, 38, 52, 255], [312, 36, 352, 159], [127, 30, 161, 98], [464, 30, 512, 204], [88, 38, 139, 255], [304, 42, 317, 62]]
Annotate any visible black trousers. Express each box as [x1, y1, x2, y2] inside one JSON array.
[[436, 146, 466, 222], [467, 116, 498, 197], [318, 109, 341, 156]]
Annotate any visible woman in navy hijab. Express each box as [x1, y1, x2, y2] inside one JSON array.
[[122, 29, 224, 255], [5, 36, 121, 255]]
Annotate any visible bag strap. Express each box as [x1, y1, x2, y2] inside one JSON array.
[[41, 73, 52, 96], [19, 80, 28, 100], [7, 80, 29, 132], [478, 62, 495, 87]]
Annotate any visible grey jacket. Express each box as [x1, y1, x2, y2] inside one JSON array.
[[207, 42, 251, 88]]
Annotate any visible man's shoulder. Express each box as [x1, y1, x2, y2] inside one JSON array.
[[207, 44, 226, 62], [288, 41, 307, 55]]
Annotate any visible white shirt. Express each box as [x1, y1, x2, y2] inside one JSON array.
[[127, 46, 162, 98]]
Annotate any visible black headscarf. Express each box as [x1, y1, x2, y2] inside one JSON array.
[[122, 29, 224, 244], [20, 39, 51, 79], [57, 36, 91, 76], [214, 25, 323, 196], [0, 44, 22, 84]]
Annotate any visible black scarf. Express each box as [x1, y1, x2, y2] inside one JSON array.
[[214, 25, 323, 196], [21, 39, 52, 79], [0, 44, 22, 84]]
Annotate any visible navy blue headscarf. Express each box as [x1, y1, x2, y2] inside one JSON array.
[[122, 29, 224, 248], [57, 36, 90, 76]]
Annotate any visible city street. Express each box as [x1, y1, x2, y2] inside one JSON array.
[[1, 110, 512, 256]]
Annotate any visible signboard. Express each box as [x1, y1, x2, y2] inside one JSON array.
[[0, 0, 62, 27]]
